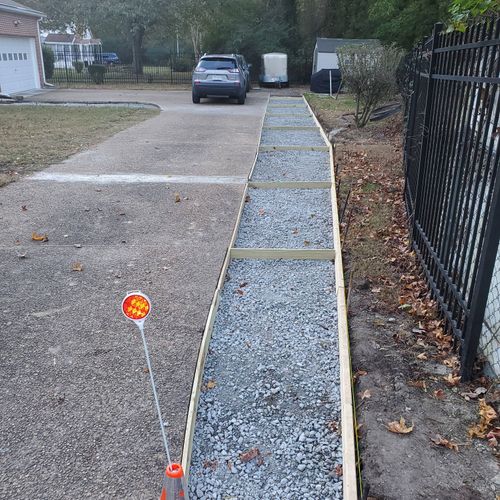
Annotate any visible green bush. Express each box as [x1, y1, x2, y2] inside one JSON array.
[[172, 58, 193, 72], [73, 61, 84, 74], [42, 46, 54, 80], [88, 64, 106, 84]]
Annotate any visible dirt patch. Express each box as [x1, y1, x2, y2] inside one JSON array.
[[0, 105, 158, 186], [307, 94, 500, 500]]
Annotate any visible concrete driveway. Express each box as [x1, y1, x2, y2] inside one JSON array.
[[0, 89, 268, 499]]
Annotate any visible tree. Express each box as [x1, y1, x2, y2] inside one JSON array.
[[449, 0, 500, 30], [338, 44, 403, 127]]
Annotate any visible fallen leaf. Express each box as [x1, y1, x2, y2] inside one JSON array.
[[416, 352, 428, 360], [408, 379, 427, 392], [304, 240, 310, 246], [468, 399, 498, 439], [32, 232, 48, 242], [360, 389, 372, 400], [386, 417, 414, 434], [291, 228, 299, 234], [460, 387, 487, 400], [235, 289, 245, 296], [327, 420, 339, 432], [203, 459, 218, 470], [174, 192, 181, 203], [486, 427, 500, 447], [258, 208, 266, 216], [21, 205, 27, 211], [239, 447, 260, 463], [334, 464, 343, 476], [206, 380, 216, 390], [239, 281, 248, 288], [245, 194, 251, 203], [443, 373, 461, 386], [433, 389, 446, 400], [71, 262, 83, 272], [430, 434, 459, 451], [355, 369, 368, 377]]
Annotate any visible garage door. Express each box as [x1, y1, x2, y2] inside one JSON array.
[[0, 36, 40, 95]]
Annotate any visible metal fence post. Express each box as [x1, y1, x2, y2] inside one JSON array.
[[461, 171, 500, 380], [411, 23, 444, 232]]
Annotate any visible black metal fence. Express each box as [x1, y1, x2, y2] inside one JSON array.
[[46, 48, 196, 85], [403, 17, 500, 380]]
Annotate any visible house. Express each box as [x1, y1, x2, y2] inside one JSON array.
[[43, 32, 102, 68], [0, 0, 45, 95], [310, 37, 379, 94]]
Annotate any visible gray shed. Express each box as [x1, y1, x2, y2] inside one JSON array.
[[312, 37, 379, 73]]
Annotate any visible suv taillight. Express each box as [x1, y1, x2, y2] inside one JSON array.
[[196, 67, 206, 72]]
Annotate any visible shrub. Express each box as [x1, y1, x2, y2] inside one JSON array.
[[73, 61, 84, 74], [42, 46, 54, 80], [172, 58, 193, 72], [338, 44, 403, 128], [88, 64, 106, 84]]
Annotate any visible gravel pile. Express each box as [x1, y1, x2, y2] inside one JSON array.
[[235, 188, 333, 249], [189, 259, 342, 499], [269, 98, 307, 106], [264, 115, 317, 127], [261, 129, 326, 147], [251, 150, 331, 182]]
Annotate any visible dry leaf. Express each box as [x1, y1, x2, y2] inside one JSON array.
[[21, 205, 27, 211], [443, 373, 461, 386], [304, 240, 311, 246], [245, 194, 251, 203], [291, 228, 299, 234], [203, 459, 218, 470], [460, 387, 487, 400], [71, 262, 83, 272], [327, 420, 339, 432], [416, 352, 428, 360], [431, 434, 459, 451], [334, 464, 343, 477], [360, 389, 372, 400], [355, 369, 368, 377], [235, 289, 245, 296], [239, 281, 248, 288], [239, 447, 260, 463], [468, 399, 498, 439], [174, 192, 181, 203], [206, 380, 216, 390], [32, 232, 48, 242], [408, 379, 427, 392], [258, 208, 266, 216], [386, 417, 414, 434], [433, 389, 446, 400], [486, 427, 500, 447]]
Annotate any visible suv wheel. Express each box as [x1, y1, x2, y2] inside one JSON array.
[[192, 92, 200, 104], [237, 92, 246, 105]]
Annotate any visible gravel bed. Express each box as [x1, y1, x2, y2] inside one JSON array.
[[264, 115, 317, 127], [261, 129, 326, 147], [269, 98, 306, 105], [189, 259, 342, 499], [251, 150, 331, 182], [235, 188, 333, 249], [265, 106, 311, 115]]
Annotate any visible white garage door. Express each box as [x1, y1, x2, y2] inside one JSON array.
[[0, 36, 40, 95]]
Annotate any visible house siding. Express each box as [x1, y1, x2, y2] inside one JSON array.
[[0, 11, 45, 86]]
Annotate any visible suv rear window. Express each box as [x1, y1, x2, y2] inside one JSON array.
[[197, 58, 237, 70]]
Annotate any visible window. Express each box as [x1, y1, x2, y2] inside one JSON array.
[[13, 53, 18, 60], [18, 53, 22, 60], [2, 54, 6, 61], [23, 53, 27, 60], [8, 53, 13, 60], [197, 58, 237, 70]]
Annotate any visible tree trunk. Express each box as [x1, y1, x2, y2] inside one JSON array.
[[190, 24, 202, 62], [132, 26, 145, 75]]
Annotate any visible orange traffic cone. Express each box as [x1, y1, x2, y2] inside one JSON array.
[[160, 463, 187, 500]]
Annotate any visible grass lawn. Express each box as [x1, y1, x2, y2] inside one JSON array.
[[0, 105, 159, 186]]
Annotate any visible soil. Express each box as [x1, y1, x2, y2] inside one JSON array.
[[307, 97, 500, 500]]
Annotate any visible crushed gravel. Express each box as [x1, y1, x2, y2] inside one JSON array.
[[264, 115, 317, 127], [261, 129, 325, 147], [268, 98, 307, 106], [251, 150, 331, 182], [189, 259, 342, 499], [265, 107, 311, 116], [235, 188, 333, 249]]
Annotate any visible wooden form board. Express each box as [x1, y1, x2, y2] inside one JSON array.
[[304, 96, 358, 500], [230, 247, 335, 260]]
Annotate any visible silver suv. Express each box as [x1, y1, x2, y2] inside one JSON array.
[[192, 54, 247, 104]]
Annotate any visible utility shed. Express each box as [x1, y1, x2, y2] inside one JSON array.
[[311, 37, 379, 94], [312, 37, 379, 73]]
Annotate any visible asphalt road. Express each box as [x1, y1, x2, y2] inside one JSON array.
[[0, 89, 268, 499]]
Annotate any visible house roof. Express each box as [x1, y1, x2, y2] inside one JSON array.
[[44, 33, 101, 45], [315, 37, 379, 53], [0, 0, 45, 17], [44, 34, 76, 43]]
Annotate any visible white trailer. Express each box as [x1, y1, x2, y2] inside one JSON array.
[[260, 52, 288, 86]]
